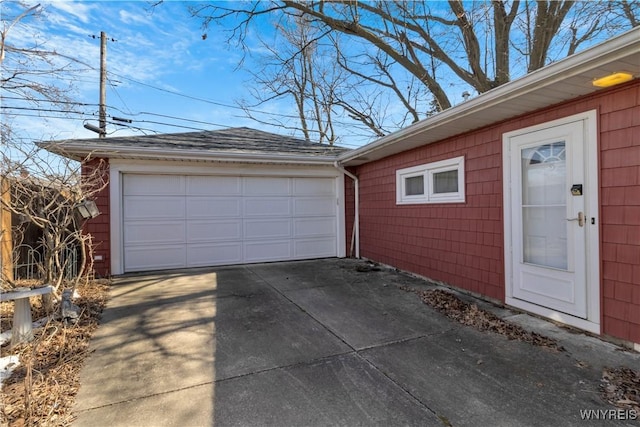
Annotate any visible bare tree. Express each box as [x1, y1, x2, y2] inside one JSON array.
[[239, 14, 343, 144], [188, 0, 639, 140], [1, 141, 108, 306], [1, 2, 87, 148]]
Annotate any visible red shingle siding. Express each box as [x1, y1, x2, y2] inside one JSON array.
[[355, 132, 505, 302], [352, 80, 640, 344], [599, 81, 640, 343], [81, 158, 110, 277]]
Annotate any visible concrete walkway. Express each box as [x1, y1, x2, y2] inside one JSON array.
[[73, 259, 640, 426]]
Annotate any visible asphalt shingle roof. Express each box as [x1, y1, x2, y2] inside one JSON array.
[[50, 127, 349, 159]]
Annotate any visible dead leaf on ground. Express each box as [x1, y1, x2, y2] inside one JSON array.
[[1, 280, 110, 426], [398, 286, 565, 351], [600, 367, 640, 413]]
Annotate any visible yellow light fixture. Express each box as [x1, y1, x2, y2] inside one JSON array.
[[592, 72, 634, 88]]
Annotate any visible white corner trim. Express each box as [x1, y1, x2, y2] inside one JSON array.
[[109, 167, 123, 275], [335, 175, 346, 259]]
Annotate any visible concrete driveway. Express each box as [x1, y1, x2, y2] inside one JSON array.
[[73, 259, 640, 427]]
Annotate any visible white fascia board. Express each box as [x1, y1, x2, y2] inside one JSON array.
[[43, 143, 340, 166], [338, 27, 640, 165]]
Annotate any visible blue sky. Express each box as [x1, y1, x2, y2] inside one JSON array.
[[3, 0, 637, 160], [3, 0, 353, 151]]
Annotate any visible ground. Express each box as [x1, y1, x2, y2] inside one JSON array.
[[398, 284, 639, 415], [0, 280, 110, 426], [1, 264, 638, 426]]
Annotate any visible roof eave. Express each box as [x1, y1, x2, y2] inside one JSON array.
[[338, 27, 639, 166], [39, 142, 341, 166]]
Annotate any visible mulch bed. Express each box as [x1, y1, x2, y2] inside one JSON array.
[[1, 280, 110, 427]]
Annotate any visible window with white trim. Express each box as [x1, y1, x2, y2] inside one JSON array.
[[396, 156, 465, 204]]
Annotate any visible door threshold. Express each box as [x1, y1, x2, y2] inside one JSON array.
[[506, 297, 600, 335]]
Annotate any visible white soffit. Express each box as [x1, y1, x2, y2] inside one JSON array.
[[339, 27, 640, 166]]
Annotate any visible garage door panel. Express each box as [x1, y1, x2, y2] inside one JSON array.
[[244, 177, 290, 196], [124, 197, 185, 220], [124, 175, 184, 196], [244, 219, 292, 239], [245, 240, 291, 263], [122, 174, 338, 272], [294, 238, 336, 258], [187, 220, 242, 242], [124, 221, 185, 245], [294, 217, 336, 237], [293, 178, 334, 196], [187, 243, 243, 267], [187, 176, 241, 196], [245, 198, 291, 217], [294, 198, 336, 216], [186, 198, 241, 218], [125, 246, 186, 272]]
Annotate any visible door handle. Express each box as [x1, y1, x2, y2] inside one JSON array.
[[567, 211, 584, 227]]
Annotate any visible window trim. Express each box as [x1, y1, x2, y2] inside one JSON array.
[[396, 156, 465, 205]]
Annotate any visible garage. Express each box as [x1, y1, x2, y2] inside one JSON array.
[[122, 173, 339, 272], [45, 127, 349, 275]]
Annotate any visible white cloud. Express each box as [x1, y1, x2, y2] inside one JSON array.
[[46, 1, 96, 25], [118, 9, 151, 26], [4, 0, 263, 150]]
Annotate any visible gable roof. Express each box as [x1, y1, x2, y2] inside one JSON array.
[[338, 27, 639, 166], [42, 127, 350, 165]]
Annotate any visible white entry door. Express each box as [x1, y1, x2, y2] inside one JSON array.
[[504, 112, 599, 330]]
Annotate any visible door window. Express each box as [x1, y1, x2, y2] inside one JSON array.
[[521, 142, 567, 270]]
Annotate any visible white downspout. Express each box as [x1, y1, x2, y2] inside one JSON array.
[[334, 161, 359, 258]]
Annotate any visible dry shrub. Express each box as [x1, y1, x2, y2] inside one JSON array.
[[1, 280, 110, 426]]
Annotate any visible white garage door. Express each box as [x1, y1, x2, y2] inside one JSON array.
[[122, 174, 337, 272]]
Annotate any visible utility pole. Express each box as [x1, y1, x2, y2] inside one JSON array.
[[99, 31, 107, 138]]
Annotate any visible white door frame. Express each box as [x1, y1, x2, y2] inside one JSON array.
[[503, 110, 600, 334]]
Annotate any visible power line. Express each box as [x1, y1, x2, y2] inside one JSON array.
[[1, 104, 223, 129], [136, 112, 230, 129], [107, 71, 242, 110], [131, 120, 208, 132], [1, 96, 97, 107], [1, 105, 91, 115], [3, 101, 372, 147], [3, 112, 93, 121], [107, 77, 134, 116], [106, 70, 381, 129]]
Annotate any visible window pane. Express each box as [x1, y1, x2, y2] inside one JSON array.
[[405, 176, 424, 195], [433, 170, 458, 193], [522, 142, 566, 205], [522, 206, 567, 270], [521, 141, 567, 270]]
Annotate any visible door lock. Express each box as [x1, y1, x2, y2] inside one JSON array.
[[567, 211, 585, 227]]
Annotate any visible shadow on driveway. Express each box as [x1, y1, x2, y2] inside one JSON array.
[[73, 259, 640, 426]]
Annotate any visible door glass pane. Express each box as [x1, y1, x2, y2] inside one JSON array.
[[521, 142, 567, 270], [433, 170, 458, 193], [405, 175, 424, 196]]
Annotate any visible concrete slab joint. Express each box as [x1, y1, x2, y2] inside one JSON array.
[[72, 259, 640, 427]]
